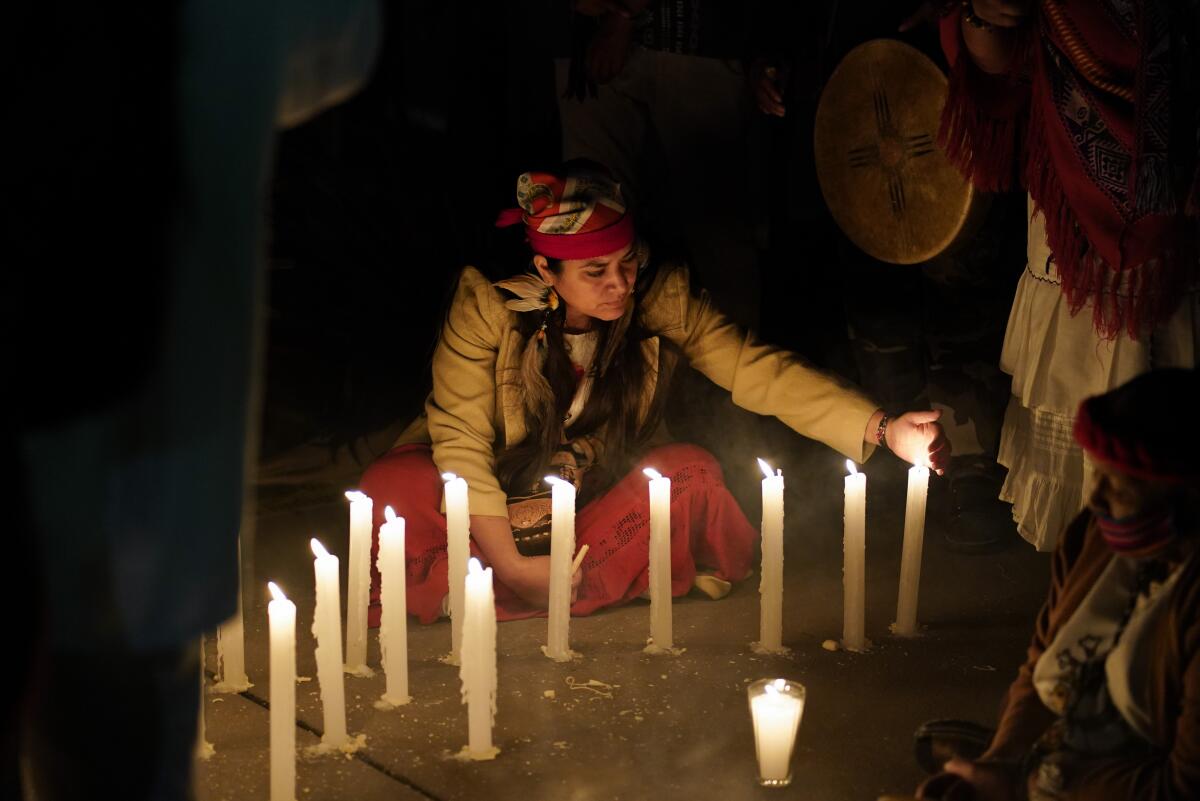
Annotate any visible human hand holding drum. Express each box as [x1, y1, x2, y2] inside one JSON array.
[[748, 58, 790, 117], [958, 0, 1029, 74], [573, 0, 633, 16], [966, 0, 1031, 28], [586, 12, 633, 84], [898, 0, 1030, 33]]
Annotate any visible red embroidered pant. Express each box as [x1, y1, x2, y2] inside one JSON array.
[[359, 442, 757, 624]]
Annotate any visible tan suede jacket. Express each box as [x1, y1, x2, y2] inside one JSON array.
[[985, 512, 1200, 800], [395, 263, 880, 517]]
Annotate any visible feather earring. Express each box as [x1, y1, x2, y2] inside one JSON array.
[[496, 271, 559, 342], [495, 273, 559, 313], [497, 269, 558, 419]]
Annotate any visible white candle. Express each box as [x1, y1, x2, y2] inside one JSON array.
[[267, 582, 296, 801], [843, 460, 867, 652], [443, 472, 470, 665], [543, 475, 578, 661], [894, 465, 930, 636], [378, 506, 411, 705], [196, 635, 214, 760], [343, 490, 374, 676], [460, 557, 498, 759], [215, 538, 251, 692], [310, 538, 349, 747], [747, 678, 806, 786], [643, 467, 673, 652], [216, 612, 249, 690], [757, 459, 786, 652]]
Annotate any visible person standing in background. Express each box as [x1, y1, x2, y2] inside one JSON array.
[[556, 0, 763, 328], [936, 0, 1199, 553]]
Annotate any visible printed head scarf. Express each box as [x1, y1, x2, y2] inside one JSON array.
[[495, 161, 635, 260]]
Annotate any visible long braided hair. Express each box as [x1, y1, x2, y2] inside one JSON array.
[[495, 249, 674, 500]]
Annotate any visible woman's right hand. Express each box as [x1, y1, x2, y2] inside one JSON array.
[[500, 555, 584, 608], [469, 514, 584, 608]]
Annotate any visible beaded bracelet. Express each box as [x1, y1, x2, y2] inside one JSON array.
[[875, 413, 891, 449]]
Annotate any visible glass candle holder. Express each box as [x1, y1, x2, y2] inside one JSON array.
[[747, 678, 806, 787]]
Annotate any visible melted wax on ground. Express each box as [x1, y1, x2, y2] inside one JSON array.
[[302, 733, 368, 758]]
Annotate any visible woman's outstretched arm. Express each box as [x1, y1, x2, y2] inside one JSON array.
[[471, 514, 580, 609]]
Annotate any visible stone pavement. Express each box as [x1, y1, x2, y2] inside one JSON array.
[[196, 452, 1048, 801]]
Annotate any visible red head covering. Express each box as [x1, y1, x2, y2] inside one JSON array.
[[1073, 369, 1200, 484], [495, 164, 635, 260]]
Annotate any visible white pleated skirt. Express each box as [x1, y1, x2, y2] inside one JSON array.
[[997, 198, 1198, 551]]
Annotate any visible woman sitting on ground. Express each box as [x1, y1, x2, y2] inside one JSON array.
[[919, 368, 1200, 801], [361, 161, 949, 624]]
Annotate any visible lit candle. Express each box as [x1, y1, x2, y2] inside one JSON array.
[[343, 490, 374, 676], [310, 538, 349, 747], [443, 472, 470, 665], [843, 460, 867, 652], [543, 475, 578, 661], [460, 557, 499, 760], [378, 506, 411, 705], [756, 459, 786, 653], [267, 582, 296, 801], [893, 465, 930, 637], [215, 538, 252, 692], [643, 467, 673, 653], [747, 678, 806, 787]]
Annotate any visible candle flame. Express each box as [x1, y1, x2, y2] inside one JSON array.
[[310, 538, 330, 559], [384, 505, 397, 522], [845, 459, 858, 476], [468, 556, 483, 575], [763, 677, 788, 695], [757, 458, 774, 479], [643, 467, 662, 481], [344, 489, 368, 503], [441, 472, 457, 482], [268, 581, 287, 602], [544, 475, 566, 487]]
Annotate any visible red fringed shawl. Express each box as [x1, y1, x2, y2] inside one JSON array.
[[938, 0, 1199, 339]]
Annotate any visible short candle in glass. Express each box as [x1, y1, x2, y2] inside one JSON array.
[[747, 678, 806, 787]]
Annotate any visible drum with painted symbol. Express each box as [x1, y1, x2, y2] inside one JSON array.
[[814, 39, 988, 265]]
